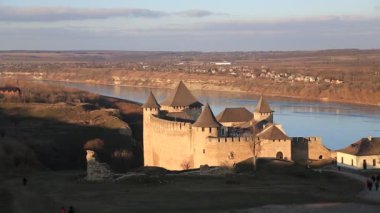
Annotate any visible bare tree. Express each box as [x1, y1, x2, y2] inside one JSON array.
[[243, 127, 262, 171], [249, 136, 262, 171], [180, 160, 191, 170]]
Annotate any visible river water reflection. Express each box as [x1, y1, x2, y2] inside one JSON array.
[[53, 82, 380, 150]]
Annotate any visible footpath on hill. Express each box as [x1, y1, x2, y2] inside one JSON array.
[[232, 165, 380, 213], [321, 165, 380, 204]]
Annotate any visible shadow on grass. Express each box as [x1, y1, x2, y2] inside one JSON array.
[[0, 107, 142, 172]]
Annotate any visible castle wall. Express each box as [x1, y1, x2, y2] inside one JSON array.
[[145, 114, 194, 170], [143, 107, 327, 170], [195, 137, 292, 167], [291, 137, 334, 163], [307, 137, 333, 160], [291, 137, 309, 163], [143, 108, 158, 166], [260, 139, 292, 160]]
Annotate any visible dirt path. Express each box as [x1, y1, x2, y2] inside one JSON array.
[[321, 166, 380, 204], [230, 202, 380, 213]]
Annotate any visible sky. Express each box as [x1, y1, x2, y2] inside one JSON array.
[[0, 0, 379, 51]]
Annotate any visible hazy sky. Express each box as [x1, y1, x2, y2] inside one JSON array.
[[0, 0, 379, 51]]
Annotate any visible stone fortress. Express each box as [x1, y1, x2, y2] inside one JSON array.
[[143, 81, 333, 170]]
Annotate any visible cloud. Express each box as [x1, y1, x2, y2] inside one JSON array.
[[176, 10, 225, 18], [0, 6, 223, 22], [0, 16, 379, 51], [0, 6, 168, 21], [191, 16, 380, 35]]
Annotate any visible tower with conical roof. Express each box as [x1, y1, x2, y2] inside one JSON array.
[[253, 96, 274, 123], [160, 81, 203, 117], [193, 103, 221, 128], [142, 91, 160, 166], [192, 103, 221, 140], [192, 103, 222, 166]]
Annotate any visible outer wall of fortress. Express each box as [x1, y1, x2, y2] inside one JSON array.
[[143, 108, 333, 170]]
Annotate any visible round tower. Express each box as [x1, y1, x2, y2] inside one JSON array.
[[142, 91, 160, 166], [192, 103, 222, 167], [192, 103, 221, 137]]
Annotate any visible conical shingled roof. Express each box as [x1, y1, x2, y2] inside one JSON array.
[[256, 124, 289, 140], [161, 81, 203, 107], [142, 91, 160, 108], [192, 104, 221, 128], [254, 96, 273, 113]]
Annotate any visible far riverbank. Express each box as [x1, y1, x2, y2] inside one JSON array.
[[41, 78, 380, 107]]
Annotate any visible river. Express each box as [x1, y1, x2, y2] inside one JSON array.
[[53, 81, 380, 150]]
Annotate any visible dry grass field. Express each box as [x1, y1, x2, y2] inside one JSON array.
[[0, 160, 370, 213]]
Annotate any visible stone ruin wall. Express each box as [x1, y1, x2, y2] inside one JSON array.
[[85, 150, 112, 181]]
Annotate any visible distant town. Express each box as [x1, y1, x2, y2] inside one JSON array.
[[1, 60, 345, 85]]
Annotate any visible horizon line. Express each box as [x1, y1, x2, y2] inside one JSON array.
[[1, 48, 379, 53]]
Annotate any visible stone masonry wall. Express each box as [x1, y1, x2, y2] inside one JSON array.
[[145, 114, 194, 170]]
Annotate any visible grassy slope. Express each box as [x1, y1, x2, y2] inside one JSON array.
[[0, 101, 142, 172], [2, 161, 365, 212]]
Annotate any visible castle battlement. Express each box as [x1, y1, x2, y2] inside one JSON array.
[[150, 114, 192, 130], [292, 136, 322, 143], [208, 136, 253, 143]]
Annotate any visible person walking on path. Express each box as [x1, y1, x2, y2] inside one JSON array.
[[22, 177, 27, 186], [375, 181, 379, 191], [367, 179, 373, 191], [371, 175, 376, 182], [60, 207, 66, 213], [68, 206, 74, 213]]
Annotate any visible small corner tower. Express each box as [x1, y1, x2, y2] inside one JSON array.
[[253, 96, 274, 123], [192, 103, 222, 137], [142, 91, 160, 116], [142, 91, 160, 166]]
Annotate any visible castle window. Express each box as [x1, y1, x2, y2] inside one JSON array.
[[373, 159, 376, 167], [319, 155, 323, 160], [341, 157, 344, 164], [203, 149, 205, 154], [209, 128, 212, 133], [202, 127, 204, 132], [351, 159, 353, 166]]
